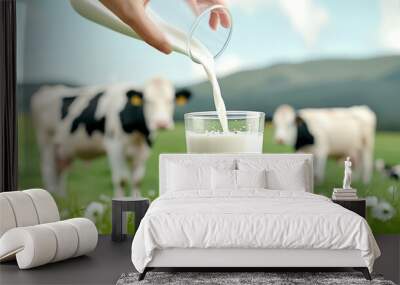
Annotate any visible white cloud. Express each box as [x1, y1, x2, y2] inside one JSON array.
[[379, 0, 400, 51], [278, 0, 329, 47], [228, 0, 329, 47]]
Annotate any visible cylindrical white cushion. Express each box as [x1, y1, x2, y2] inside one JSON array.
[[0, 192, 39, 227], [24, 189, 60, 223], [0, 189, 59, 239], [42, 221, 79, 262], [0, 196, 17, 237], [64, 218, 98, 257], [0, 218, 97, 269], [0, 226, 57, 269]]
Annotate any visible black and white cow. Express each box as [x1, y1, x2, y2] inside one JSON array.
[[31, 77, 191, 197], [375, 159, 400, 181], [272, 105, 376, 184]]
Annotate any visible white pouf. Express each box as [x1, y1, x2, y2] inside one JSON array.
[[42, 221, 79, 262], [0, 189, 98, 269], [24, 188, 60, 223], [0, 218, 98, 269], [1, 191, 40, 227], [64, 218, 98, 257]]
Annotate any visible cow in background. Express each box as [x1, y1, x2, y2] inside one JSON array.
[[272, 105, 376, 184], [375, 159, 400, 181], [31, 77, 191, 197]]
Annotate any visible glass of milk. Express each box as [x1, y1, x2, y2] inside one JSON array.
[[185, 111, 265, 153]]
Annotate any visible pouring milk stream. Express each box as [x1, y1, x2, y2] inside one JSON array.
[[70, 0, 229, 132]]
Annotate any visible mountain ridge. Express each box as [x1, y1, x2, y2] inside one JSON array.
[[178, 55, 400, 131]]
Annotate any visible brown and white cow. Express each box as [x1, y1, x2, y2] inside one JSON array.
[[272, 105, 376, 184], [31, 77, 191, 197]]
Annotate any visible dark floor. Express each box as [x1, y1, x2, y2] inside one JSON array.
[[374, 235, 400, 284], [0, 235, 399, 285], [0, 236, 134, 285]]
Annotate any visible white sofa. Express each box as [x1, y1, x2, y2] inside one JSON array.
[[0, 189, 98, 269]]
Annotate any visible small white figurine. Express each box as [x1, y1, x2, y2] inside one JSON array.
[[343, 157, 352, 189]]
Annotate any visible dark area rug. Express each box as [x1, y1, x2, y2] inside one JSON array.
[[116, 272, 396, 285]]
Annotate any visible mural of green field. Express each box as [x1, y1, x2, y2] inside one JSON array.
[[18, 117, 400, 234]]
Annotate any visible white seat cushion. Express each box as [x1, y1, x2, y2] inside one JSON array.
[[0, 191, 40, 227], [64, 218, 98, 257], [0, 225, 57, 268], [0, 196, 17, 237], [42, 221, 79, 262], [0, 218, 97, 269], [0, 189, 97, 269], [24, 189, 60, 223], [0, 189, 60, 237]]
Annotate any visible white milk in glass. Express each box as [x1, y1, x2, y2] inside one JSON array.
[[186, 132, 263, 153]]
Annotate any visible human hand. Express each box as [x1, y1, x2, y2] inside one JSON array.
[[187, 0, 231, 31], [100, 0, 230, 54]]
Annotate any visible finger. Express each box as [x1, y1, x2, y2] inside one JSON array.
[[125, 4, 172, 54], [218, 10, 231, 28], [211, 0, 230, 28], [209, 11, 219, 30]]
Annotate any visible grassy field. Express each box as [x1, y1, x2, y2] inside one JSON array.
[[18, 117, 400, 234]]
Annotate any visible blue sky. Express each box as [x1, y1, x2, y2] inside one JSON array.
[[17, 0, 400, 86]]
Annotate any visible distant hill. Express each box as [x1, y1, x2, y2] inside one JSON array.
[[18, 55, 400, 131], [178, 55, 400, 131]]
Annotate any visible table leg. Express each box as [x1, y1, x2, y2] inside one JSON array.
[[122, 211, 128, 236], [112, 202, 124, 242]]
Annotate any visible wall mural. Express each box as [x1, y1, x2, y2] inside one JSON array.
[[17, 0, 399, 234]]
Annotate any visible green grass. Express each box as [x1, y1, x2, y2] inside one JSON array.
[[18, 116, 400, 234]]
